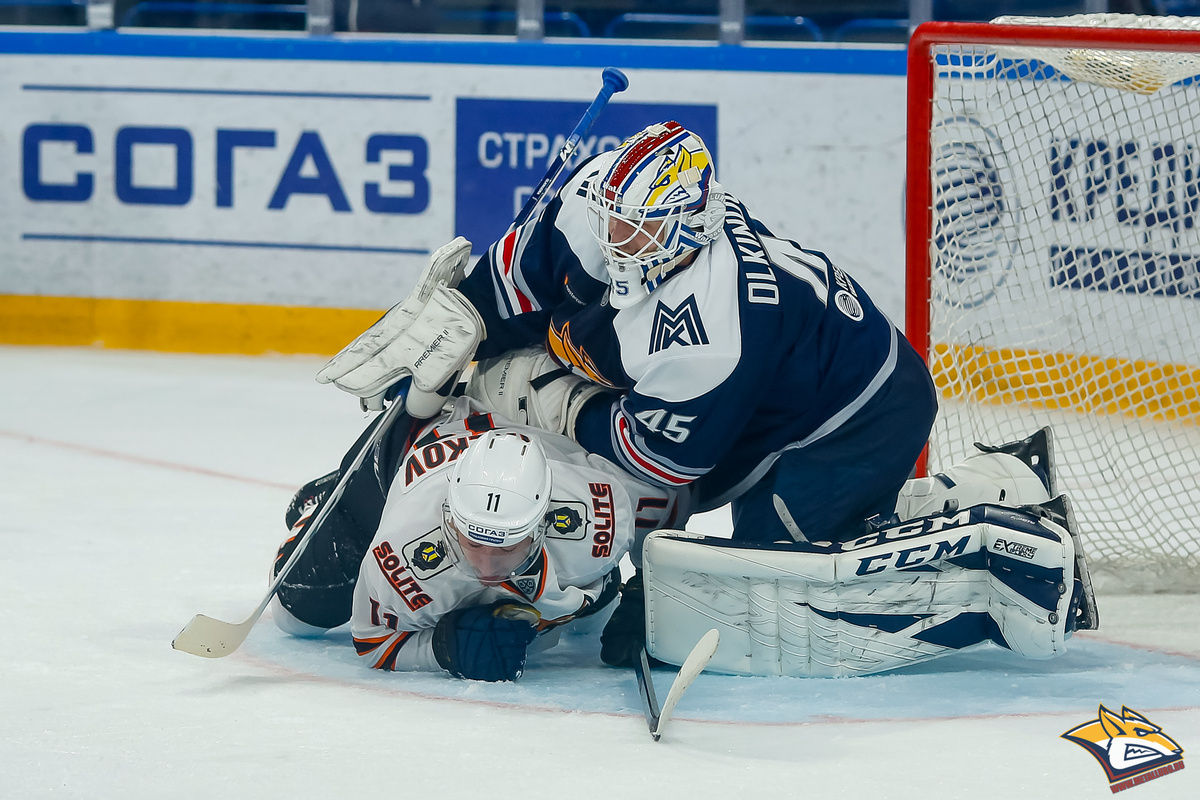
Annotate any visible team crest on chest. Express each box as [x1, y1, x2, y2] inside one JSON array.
[[649, 294, 709, 354], [546, 500, 590, 541], [548, 318, 622, 389], [401, 528, 453, 580]]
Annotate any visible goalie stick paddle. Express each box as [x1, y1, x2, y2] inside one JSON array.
[[171, 380, 413, 659], [510, 66, 629, 229], [643, 629, 720, 742]]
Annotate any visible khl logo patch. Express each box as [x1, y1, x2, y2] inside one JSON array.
[[1061, 704, 1184, 793], [649, 295, 709, 354]]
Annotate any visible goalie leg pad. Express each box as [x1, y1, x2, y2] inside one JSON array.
[[977, 505, 1075, 659], [644, 502, 1076, 677], [269, 595, 331, 638]]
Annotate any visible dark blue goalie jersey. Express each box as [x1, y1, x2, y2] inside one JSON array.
[[457, 153, 904, 511]]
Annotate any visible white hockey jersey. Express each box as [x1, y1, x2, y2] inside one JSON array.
[[350, 398, 679, 672]]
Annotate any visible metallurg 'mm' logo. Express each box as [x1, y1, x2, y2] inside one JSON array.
[[1061, 705, 1184, 793], [649, 294, 708, 354]]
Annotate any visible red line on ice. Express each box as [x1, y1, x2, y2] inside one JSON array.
[[0, 428, 294, 490]]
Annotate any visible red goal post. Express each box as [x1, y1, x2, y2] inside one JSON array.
[[905, 16, 1200, 591]]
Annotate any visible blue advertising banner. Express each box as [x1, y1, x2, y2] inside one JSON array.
[[455, 99, 718, 254]]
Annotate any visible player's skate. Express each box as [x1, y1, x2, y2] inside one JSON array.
[[974, 426, 1056, 496], [1026, 494, 1099, 632]]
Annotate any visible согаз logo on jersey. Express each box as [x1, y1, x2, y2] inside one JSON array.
[[1061, 705, 1184, 792], [649, 294, 708, 354]]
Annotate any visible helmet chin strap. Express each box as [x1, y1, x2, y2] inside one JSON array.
[[644, 247, 698, 289], [640, 190, 721, 291]]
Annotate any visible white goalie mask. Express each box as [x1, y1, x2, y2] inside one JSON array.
[[585, 121, 725, 309], [443, 430, 552, 585]]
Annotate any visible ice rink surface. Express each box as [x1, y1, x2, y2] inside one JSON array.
[[2, 345, 1198, 799]]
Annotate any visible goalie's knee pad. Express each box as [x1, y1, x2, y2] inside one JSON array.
[[643, 499, 1080, 677], [975, 426, 1056, 496]]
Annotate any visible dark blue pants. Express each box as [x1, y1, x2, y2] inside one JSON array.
[[731, 338, 937, 545]]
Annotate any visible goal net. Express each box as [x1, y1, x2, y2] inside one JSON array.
[[906, 14, 1200, 592]]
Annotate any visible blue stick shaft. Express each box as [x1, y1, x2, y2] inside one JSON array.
[[511, 67, 629, 228]]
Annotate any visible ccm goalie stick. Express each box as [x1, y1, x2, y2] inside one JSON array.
[[171, 380, 412, 658], [638, 629, 720, 742]]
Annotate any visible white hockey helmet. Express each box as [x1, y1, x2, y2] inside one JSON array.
[[585, 121, 725, 308], [443, 430, 553, 584]]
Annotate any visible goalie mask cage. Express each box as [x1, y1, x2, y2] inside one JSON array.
[[906, 15, 1200, 592]]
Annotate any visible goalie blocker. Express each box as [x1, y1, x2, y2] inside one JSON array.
[[644, 497, 1097, 677]]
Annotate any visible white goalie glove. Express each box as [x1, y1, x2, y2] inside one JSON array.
[[466, 347, 614, 439], [316, 238, 481, 417]]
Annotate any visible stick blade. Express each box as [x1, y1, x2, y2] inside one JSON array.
[[171, 614, 254, 658], [652, 629, 719, 741], [633, 647, 662, 737]]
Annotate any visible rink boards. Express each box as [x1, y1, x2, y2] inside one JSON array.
[[0, 31, 907, 353]]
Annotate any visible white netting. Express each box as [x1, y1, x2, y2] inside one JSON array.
[[996, 14, 1200, 95], [921, 15, 1200, 592]]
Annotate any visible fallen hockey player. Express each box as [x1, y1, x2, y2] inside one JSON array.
[[642, 427, 1099, 676], [269, 392, 680, 681]]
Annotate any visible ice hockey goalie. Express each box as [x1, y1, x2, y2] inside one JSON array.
[[643, 428, 1099, 677]]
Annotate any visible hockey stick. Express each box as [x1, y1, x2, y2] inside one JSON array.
[[652, 629, 719, 741], [511, 66, 629, 229], [639, 629, 720, 742], [174, 68, 627, 659], [633, 646, 661, 734], [171, 379, 412, 658]]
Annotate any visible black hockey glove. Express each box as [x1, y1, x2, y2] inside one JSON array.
[[600, 571, 651, 668], [432, 601, 541, 682]]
